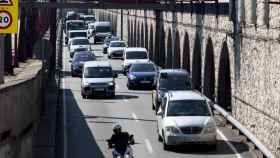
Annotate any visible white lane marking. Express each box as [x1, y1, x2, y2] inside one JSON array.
[[217, 129, 243, 158], [145, 139, 154, 154], [132, 113, 139, 122]]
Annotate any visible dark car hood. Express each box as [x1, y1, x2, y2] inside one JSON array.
[[130, 72, 156, 77]]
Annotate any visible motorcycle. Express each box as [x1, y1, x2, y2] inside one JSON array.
[[107, 135, 135, 158]]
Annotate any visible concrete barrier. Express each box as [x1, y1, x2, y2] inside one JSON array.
[[0, 60, 42, 158]]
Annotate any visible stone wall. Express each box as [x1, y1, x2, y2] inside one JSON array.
[[0, 60, 42, 158], [96, 2, 280, 156]]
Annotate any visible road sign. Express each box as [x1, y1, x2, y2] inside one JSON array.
[[0, 0, 18, 33]]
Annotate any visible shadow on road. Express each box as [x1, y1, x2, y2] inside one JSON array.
[[165, 140, 250, 155], [65, 89, 106, 158]]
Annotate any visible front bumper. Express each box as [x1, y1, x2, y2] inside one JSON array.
[[128, 78, 155, 88], [110, 51, 124, 58], [82, 85, 115, 96], [165, 133, 217, 146], [94, 36, 106, 42]]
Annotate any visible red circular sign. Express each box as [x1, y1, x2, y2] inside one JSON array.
[[0, 11, 12, 29]]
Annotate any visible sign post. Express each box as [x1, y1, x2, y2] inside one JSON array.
[[0, 35, 4, 84]]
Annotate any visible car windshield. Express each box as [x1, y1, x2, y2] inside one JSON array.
[[130, 64, 155, 72], [159, 74, 191, 90], [84, 67, 113, 78], [167, 100, 211, 117], [110, 42, 126, 47], [84, 16, 95, 21], [67, 22, 85, 30], [95, 26, 111, 33], [70, 32, 87, 38], [126, 51, 148, 59], [73, 54, 95, 62], [72, 39, 89, 45]]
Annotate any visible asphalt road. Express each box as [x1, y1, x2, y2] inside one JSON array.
[[61, 40, 256, 158]]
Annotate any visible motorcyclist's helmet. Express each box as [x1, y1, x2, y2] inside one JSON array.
[[113, 124, 122, 134]]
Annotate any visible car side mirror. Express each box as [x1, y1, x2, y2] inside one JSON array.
[[157, 110, 163, 117], [69, 59, 72, 63]]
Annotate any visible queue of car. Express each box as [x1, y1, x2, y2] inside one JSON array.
[[64, 10, 217, 151]]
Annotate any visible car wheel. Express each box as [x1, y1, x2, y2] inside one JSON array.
[[152, 103, 155, 110], [157, 124, 162, 142], [81, 92, 87, 99], [108, 55, 111, 59], [207, 143, 217, 151], [163, 132, 170, 150]]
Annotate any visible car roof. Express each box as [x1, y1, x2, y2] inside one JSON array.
[[69, 30, 87, 33], [167, 91, 205, 101], [66, 20, 84, 23], [71, 37, 88, 40], [82, 15, 94, 17], [159, 69, 188, 74], [125, 47, 147, 52], [110, 40, 126, 43], [84, 61, 111, 67], [94, 21, 111, 26]]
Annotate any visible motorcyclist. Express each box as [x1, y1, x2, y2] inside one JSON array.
[[107, 124, 134, 158]]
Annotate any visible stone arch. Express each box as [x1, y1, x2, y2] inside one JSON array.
[[149, 26, 154, 60], [166, 29, 172, 68], [182, 32, 190, 72], [217, 41, 232, 111], [203, 37, 215, 100], [141, 22, 144, 47], [192, 34, 202, 91], [159, 28, 166, 68], [174, 30, 181, 68]]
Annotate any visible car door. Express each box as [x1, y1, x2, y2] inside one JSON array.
[[157, 96, 167, 137]]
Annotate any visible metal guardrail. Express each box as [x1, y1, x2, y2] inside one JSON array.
[[205, 98, 276, 158]]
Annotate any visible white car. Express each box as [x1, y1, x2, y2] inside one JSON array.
[[122, 47, 149, 74], [67, 30, 88, 48], [81, 61, 118, 98], [108, 41, 127, 59], [69, 37, 91, 58], [157, 91, 217, 150]]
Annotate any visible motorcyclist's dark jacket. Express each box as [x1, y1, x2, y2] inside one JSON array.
[[109, 132, 130, 155]]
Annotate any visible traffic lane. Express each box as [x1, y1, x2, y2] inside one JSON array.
[[105, 51, 255, 158], [63, 42, 254, 158]]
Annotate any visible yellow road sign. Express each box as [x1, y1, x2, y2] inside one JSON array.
[[0, 0, 18, 33]]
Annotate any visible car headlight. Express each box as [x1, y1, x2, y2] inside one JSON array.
[[204, 126, 216, 134], [84, 82, 90, 86], [129, 74, 136, 80], [108, 82, 114, 86], [166, 126, 180, 134]]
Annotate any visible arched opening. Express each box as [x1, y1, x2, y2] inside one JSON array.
[[137, 21, 141, 47], [166, 29, 172, 68], [141, 22, 144, 47], [134, 19, 137, 47], [182, 32, 190, 72], [149, 26, 154, 61], [217, 42, 232, 112], [174, 31, 181, 68], [145, 22, 149, 49], [192, 34, 202, 91], [127, 19, 130, 46], [203, 37, 215, 101], [159, 28, 166, 68]]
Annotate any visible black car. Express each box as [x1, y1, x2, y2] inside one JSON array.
[[152, 69, 192, 111], [70, 51, 95, 77], [127, 62, 158, 90]]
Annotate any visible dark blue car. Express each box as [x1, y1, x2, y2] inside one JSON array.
[[127, 62, 158, 90]]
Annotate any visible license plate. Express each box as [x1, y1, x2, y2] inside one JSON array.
[[94, 88, 105, 91], [140, 80, 151, 84]]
